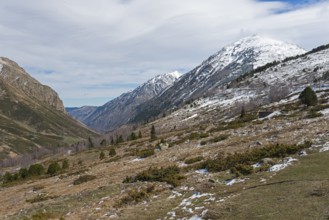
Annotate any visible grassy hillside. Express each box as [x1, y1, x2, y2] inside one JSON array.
[[0, 79, 97, 160], [1, 89, 329, 219]]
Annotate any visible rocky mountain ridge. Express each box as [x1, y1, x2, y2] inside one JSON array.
[[0, 57, 97, 160], [132, 35, 306, 123], [67, 71, 182, 132], [0, 57, 65, 112]]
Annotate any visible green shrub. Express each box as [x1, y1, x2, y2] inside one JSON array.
[[3, 172, 14, 183], [211, 134, 229, 143], [28, 164, 45, 177], [123, 165, 184, 187], [137, 149, 155, 158], [185, 156, 204, 165], [62, 160, 69, 170], [47, 162, 61, 176], [234, 164, 254, 176], [19, 168, 29, 179], [109, 148, 116, 157], [308, 110, 323, 118], [73, 175, 96, 185], [189, 132, 209, 140], [199, 142, 311, 173]]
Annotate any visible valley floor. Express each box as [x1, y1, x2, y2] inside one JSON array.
[[1, 97, 329, 220]]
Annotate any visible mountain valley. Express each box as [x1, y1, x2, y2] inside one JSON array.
[[0, 36, 329, 220]]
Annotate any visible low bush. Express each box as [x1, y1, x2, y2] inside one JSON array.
[[47, 162, 61, 176], [123, 165, 184, 187], [308, 110, 323, 118], [28, 164, 45, 177], [73, 175, 96, 185], [136, 149, 155, 158], [200, 134, 229, 146], [198, 142, 311, 173], [185, 156, 204, 165], [116, 185, 155, 207], [62, 160, 69, 170]]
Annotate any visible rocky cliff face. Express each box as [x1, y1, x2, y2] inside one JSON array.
[[0, 57, 65, 112], [0, 57, 97, 160]]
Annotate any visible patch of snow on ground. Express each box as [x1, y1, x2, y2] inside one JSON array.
[[260, 111, 282, 120], [183, 114, 198, 121], [132, 158, 144, 162], [178, 162, 188, 167], [0, 64, 3, 72], [226, 178, 246, 186], [320, 108, 329, 115], [319, 143, 329, 152], [252, 163, 262, 168], [195, 169, 208, 174], [189, 216, 202, 220], [269, 157, 297, 172], [168, 191, 183, 199], [299, 150, 308, 156]]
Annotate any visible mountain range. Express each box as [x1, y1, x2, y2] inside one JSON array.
[[67, 71, 182, 131], [68, 35, 306, 132]]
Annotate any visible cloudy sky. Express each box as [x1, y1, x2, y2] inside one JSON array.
[[0, 0, 328, 107]]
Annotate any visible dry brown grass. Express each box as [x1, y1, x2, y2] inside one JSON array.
[[2, 96, 329, 219]]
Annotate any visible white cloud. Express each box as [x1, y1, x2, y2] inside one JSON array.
[[0, 0, 328, 106]]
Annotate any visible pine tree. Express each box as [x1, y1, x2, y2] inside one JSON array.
[[62, 159, 69, 170], [299, 86, 318, 106], [130, 132, 137, 140], [240, 105, 246, 118], [88, 137, 94, 148], [100, 139, 107, 147], [150, 125, 156, 140], [117, 135, 124, 143], [138, 131, 142, 139], [99, 151, 105, 160], [109, 148, 116, 157]]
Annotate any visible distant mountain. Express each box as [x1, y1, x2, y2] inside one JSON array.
[[132, 35, 306, 123], [66, 106, 97, 123], [0, 57, 97, 160], [67, 71, 182, 132]]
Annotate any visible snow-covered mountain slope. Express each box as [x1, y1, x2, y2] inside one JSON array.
[[67, 71, 182, 132], [132, 35, 306, 123], [162, 44, 329, 128]]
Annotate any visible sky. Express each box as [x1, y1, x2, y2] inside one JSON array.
[[0, 0, 328, 107]]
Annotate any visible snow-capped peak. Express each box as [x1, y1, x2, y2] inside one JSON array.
[[206, 35, 306, 72], [166, 70, 182, 79]]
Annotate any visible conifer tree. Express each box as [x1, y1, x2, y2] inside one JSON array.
[[150, 125, 156, 140], [99, 151, 105, 160], [299, 86, 318, 106]]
